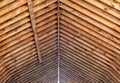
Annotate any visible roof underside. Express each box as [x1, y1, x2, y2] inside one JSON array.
[[0, 0, 120, 83]]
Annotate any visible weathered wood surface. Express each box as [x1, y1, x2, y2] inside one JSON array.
[[0, 0, 120, 82]]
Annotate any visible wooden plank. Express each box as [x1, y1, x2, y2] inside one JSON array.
[[33, 0, 57, 13], [27, 0, 42, 62], [60, 10, 120, 45], [33, 0, 45, 6], [61, 24, 120, 68], [36, 9, 57, 24], [60, 62, 97, 82], [60, 47, 117, 82], [60, 20, 120, 68], [60, 0, 120, 33], [59, 29, 120, 81], [35, 3, 57, 17], [0, 28, 32, 49], [1, 56, 38, 83], [2, 53, 56, 82], [60, 4, 120, 39], [72, 0, 120, 26], [0, 0, 15, 8], [38, 24, 57, 37], [99, 0, 120, 12], [85, 0, 120, 18], [0, 32, 33, 54], [37, 20, 57, 33], [60, 13, 120, 50], [36, 15, 57, 28], [0, 44, 35, 69], [60, 12, 120, 55], [10, 58, 57, 82], [0, 0, 27, 16], [0, 5, 28, 24], [0, 17, 30, 36], [0, 11, 29, 30], [38, 29, 57, 41], [0, 22, 31, 42]]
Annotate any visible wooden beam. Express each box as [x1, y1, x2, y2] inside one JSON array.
[[27, 0, 42, 62], [57, 0, 60, 82]]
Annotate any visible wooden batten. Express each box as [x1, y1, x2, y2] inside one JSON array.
[[0, 0, 120, 82]]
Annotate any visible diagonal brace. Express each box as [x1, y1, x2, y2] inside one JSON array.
[[27, 0, 42, 63]]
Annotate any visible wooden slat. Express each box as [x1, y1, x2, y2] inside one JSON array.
[[0, 5, 28, 24], [0, 0, 15, 8], [0, 28, 33, 56], [100, 0, 120, 10], [0, 0, 27, 16], [0, 11, 29, 30], [92, 0, 120, 16], [60, 0, 120, 33], [33, 0, 57, 13], [36, 9, 57, 24], [1, 0, 120, 82], [0, 17, 30, 36], [60, 10, 120, 46], [35, 3, 57, 17], [60, 3, 120, 39], [72, 0, 120, 26]]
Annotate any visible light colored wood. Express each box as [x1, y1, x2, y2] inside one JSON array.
[[36, 15, 57, 28], [61, 10, 120, 45], [0, 22, 31, 42], [33, 0, 57, 13], [60, 24, 120, 71], [60, 0, 120, 33], [0, 11, 29, 30], [99, 0, 120, 11], [60, 4, 120, 39], [86, 0, 120, 18], [73, 0, 120, 25], [0, 0, 27, 16], [0, 17, 30, 36], [0, 28, 33, 56], [38, 29, 57, 41], [61, 10, 120, 50], [0, 28, 32, 50], [33, 0, 45, 6], [60, 15, 120, 55], [35, 3, 57, 17], [60, 23, 120, 82], [36, 9, 57, 24], [0, 5, 28, 23], [60, 20, 120, 67], [0, 0, 15, 8], [0, 0, 120, 82]]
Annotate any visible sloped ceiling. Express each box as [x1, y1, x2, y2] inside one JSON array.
[[0, 0, 120, 83]]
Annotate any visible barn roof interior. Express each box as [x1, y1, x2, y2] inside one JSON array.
[[0, 0, 120, 83]]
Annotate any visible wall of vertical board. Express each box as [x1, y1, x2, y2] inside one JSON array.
[[0, 0, 120, 83]]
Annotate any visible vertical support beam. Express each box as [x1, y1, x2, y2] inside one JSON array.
[[27, 0, 42, 62], [57, 0, 60, 82]]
